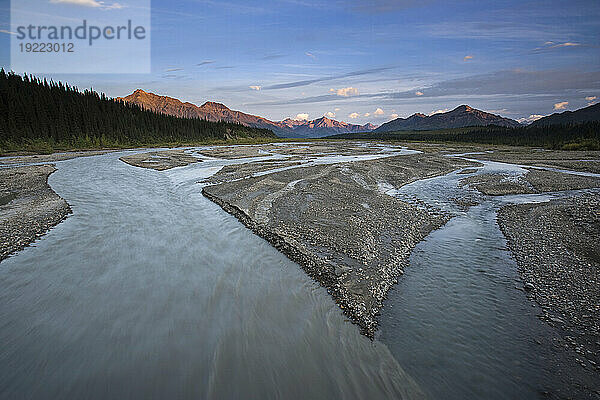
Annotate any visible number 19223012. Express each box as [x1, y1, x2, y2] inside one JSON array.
[[19, 43, 74, 53]]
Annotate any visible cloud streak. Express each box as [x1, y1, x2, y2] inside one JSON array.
[[260, 66, 393, 90], [50, 0, 123, 10]]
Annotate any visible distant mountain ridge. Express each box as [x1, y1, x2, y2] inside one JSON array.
[[117, 89, 376, 138], [375, 105, 520, 132], [531, 103, 600, 126]]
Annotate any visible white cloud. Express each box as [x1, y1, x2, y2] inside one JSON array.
[[554, 101, 568, 110], [552, 42, 580, 48], [50, 0, 123, 9], [390, 113, 399, 119], [249, 85, 261, 91], [535, 42, 581, 51], [324, 111, 336, 118], [293, 113, 309, 121], [464, 55, 473, 61], [330, 87, 359, 97], [305, 52, 316, 59], [517, 114, 545, 124], [429, 108, 449, 115], [364, 113, 370, 117], [334, 108, 340, 111], [373, 108, 384, 116], [415, 91, 424, 96], [348, 112, 360, 119], [585, 96, 596, 101]]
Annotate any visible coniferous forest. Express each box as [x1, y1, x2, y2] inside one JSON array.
[[332, 122, 600, 150], [0, 70, 276, 154]]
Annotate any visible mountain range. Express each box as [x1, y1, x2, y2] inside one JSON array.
[[531, 103, 600, 126], [117, 89, 375, 138], [374, 105, 521, 132], [118, 90, 599, 137]]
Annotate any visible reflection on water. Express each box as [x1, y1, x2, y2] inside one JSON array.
[[0, 151, 421, 400]]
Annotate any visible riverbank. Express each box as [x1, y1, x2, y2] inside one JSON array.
[[460, 168, 600, 195], [498, 194, 600, 373], [202, 152, 476, 337], [0, 164, 71, 261]]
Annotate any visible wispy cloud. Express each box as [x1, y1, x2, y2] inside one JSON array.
[[585, 95, 597, 105], [165, 68, 184, 72], [330, 87, 359, 97], [0, 29, 16, 35], [415, 91, 424, 96], [249, 85, 262, 91], [50, 0, 123, 10], [261, 66, 392, 90], [247, 70, 600, 107], [197, 60, 215, 66], [532, 41, 581, 53], [305, 52, 316, 59], [554, 101, 568, 110], [352, 0, 434, 13], [464, 55, 473, 61], [261, 54, 286, 61]]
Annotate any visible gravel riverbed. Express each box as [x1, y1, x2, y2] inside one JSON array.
[[203, 152, 475, 337], [498, 194, 600, 373], [0, 165, 71, 261]]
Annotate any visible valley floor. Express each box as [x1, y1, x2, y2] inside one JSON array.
[[2, 142, 599, 397]]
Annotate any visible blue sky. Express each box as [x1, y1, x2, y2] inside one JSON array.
[[1, 0, 599, 124]]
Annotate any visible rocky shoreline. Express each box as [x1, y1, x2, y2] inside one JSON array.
[[460, 168, 600, 196], [0, 164, 71, 261], [202, 153, 475, 337], [498, 194, 600, 372]]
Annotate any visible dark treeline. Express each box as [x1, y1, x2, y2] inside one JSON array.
[[0, 69, 276, 153], [331, 123, 600, 150]]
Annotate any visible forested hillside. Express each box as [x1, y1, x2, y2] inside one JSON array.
[[0, 70, 276, 153], [331, 123, 600, 150]]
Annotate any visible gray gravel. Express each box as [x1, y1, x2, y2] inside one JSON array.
[[120, 149, 200, 170], [203, 153, 475, 337], [461, 169, 600, 195], [498, 194, 600, 373], [0, 165, 71, 261]]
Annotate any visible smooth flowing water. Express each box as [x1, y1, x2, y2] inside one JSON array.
[[0, 151, 421, 400], [379, 160, 599, 399], [2, 148, 593, 399]]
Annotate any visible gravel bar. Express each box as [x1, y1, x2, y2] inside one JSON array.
[[202, 153, 475, 337], [0, 165, 71, 261]]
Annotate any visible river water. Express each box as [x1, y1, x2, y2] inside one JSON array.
[[0, 147, 594, 399], [0, 150, 421, 399]]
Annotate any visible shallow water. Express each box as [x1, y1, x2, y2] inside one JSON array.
[[379, 160, 598, 399], [0, 151, 421, 399], [1, 147, 594, 399]]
